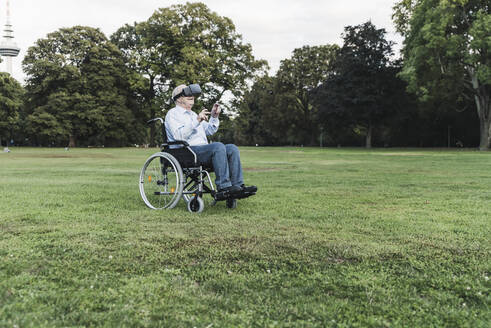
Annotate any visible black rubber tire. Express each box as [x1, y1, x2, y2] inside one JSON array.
[[187, 196, 204, 213], [226, 198, 237, 209]]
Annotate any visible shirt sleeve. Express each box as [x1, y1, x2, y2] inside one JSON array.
[[165, 109, 200, 142], [203, 116, 219, 136]]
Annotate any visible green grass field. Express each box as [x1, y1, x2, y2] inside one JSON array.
[[1, 147, 490, 327]]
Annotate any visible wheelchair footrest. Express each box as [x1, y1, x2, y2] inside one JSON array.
[[213, 190, 256, 201], [234, 191, 256, 200]]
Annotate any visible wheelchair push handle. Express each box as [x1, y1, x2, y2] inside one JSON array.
[[147, 118, 164, 125]]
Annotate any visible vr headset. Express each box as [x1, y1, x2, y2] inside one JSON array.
[[172, 84, 202, 101]]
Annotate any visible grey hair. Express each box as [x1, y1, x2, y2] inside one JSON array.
[[172, 84, 187, 100]]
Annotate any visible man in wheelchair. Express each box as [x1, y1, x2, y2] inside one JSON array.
[[164, 84, 257, 201]]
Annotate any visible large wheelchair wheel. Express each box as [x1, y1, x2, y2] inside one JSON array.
[[139, 152, 184, 210]]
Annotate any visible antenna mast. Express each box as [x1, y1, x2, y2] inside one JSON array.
[[0, 0, 20, 76]]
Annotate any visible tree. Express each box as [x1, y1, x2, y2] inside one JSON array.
[[275, 45, 339, 145], [234, 45, 338, 146], [393, 0, 491, 150], [313, 22, 398, 148], [0, 72, 24, 147], [234, 76, 279, 145], [111, 2, 268, 145], [23, 26, 142, 146]]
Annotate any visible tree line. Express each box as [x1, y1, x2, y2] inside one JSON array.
[[0, 1, 489, 149]]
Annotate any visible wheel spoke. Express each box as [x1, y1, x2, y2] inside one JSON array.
[[139, 153, 183, 210]]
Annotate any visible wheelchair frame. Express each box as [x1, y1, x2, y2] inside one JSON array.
[[139, 117, 237, 213]]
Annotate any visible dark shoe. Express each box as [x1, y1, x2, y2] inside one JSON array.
[[215, 185, 241, 201], [228, 184, 256, 200], [219, 185, 241, 194], [240, 184, 257, 193]]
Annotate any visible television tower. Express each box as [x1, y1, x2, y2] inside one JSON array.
[[0, 0, 20, 76]]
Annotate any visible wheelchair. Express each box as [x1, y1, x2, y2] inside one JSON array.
[[139, 118, 255, 213]]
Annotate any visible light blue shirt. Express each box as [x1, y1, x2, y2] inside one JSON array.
[[165, 105, 219, 146]]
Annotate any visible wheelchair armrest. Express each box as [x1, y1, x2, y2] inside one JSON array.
[[162, 140, 190, 147]]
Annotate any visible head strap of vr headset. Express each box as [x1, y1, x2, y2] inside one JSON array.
[[173, 84, 201, 101]]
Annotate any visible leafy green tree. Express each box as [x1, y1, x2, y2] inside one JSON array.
[[234, 76, 279, 145], [111, 2, 268, 144], [313, 22, 398, 148], [235, 45, 338, 146], [393, 0, 491, 150], [275, 45, 339, 145], [0, 72, 24, 147], [23, 26, 142, 147]]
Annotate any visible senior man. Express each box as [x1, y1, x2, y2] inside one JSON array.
[[164, 84, 257, 199]]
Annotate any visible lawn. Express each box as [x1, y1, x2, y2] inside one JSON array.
[[0, 147, 490, 327]]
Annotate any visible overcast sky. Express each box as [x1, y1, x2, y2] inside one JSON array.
[[4, 0, 402, 83]]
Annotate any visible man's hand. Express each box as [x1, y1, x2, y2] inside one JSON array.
[[197, 109, 210, 122], [211, 103, 221, 118]]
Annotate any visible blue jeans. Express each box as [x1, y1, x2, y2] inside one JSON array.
[[190, 142, 243, 190]]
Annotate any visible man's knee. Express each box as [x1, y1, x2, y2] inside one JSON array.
[[211, 142, 226, 155], [225, 144, 239, 155]]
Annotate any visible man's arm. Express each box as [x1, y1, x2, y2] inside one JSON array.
[[203, 103, 220, 136], [203, 116, 219, 136]]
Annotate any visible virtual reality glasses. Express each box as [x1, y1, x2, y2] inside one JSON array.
[[173, 84, 202, 101]]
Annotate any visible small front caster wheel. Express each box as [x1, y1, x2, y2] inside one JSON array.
[[226, 198, 237, 209], [187, 196, 204, 213]]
